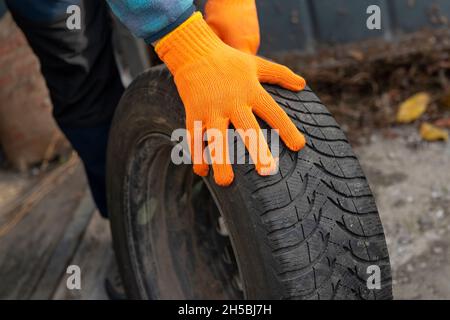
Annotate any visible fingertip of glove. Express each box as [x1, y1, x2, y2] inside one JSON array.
[[298, 76, 307, 90], [257, 157, 278, 176], [290, 75, 306, 92], [286, 132, 306, 152], [193, 164, 209, 177], [215, 172, 234, 187]]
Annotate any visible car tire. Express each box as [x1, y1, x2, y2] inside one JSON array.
[[107, 65, 393, 300]]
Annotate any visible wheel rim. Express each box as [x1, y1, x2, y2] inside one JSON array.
[[124, 133, 244, 299]]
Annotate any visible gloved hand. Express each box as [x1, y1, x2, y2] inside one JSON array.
[[156, 12, 306, 186], [205, 0, 260, 54]]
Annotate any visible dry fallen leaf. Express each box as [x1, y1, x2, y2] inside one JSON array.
[[396, 92, 431, 123], [420, 122, 449, 141], [439, 91, 450, 109], [434, 118, 450, 128], [348, 49, 365, 62]]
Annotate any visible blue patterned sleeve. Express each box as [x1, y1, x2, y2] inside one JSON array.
[[106, 0, 195, 44]]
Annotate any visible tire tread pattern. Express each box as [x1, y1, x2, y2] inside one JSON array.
[[242, 85, 393, 300]]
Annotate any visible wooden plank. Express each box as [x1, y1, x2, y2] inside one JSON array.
[[0, 169, 36, 214], [30, 192, 96, 299], [258, 0, 315, 53], [194, 0, 315, 54], [0, 161, 87, 299], [52, 212, 114, 300], [0, 156, 79, 237], [390, 0, 450, 32], [309, 0, 392, 44]]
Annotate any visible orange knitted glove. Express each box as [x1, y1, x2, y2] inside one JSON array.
[[205, 0, 260, 54], [156, 12, 306, 186]]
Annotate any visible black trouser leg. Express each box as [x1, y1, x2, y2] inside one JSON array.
[[7, 0, 125, 217]]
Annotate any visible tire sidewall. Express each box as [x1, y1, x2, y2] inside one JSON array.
[[107, 67, 281, 299]]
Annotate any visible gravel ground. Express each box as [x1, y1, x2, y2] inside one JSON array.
[[354, 126, 450, 299]]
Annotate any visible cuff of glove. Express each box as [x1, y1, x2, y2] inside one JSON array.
[[155, 12, 223, 75]]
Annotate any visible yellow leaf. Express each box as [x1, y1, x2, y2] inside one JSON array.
[[396, 92, 431, 123], [420, 123, 449, 141]]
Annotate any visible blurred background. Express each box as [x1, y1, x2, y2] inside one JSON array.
[[0, 0, 449, 299]]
